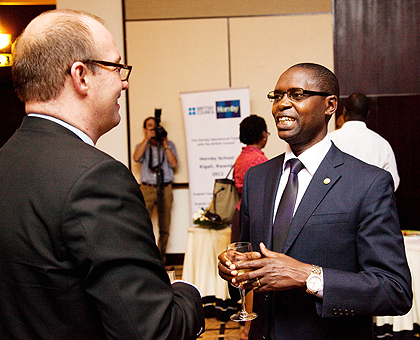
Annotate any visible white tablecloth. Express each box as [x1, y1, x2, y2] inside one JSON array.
[[182, 227, 231, 300], [374, 236, 420, 331]]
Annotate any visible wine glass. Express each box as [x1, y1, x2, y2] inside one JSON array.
[[226, 242, 258, 322]]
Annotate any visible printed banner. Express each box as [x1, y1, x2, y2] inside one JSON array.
[[181, 88, 250, 224]]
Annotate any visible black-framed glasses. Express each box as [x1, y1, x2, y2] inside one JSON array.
[[84, 60, 132, 81], [267, 88, 333, 103]]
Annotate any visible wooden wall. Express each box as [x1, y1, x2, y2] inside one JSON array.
[[125, 0, 332, 20], [333, 0, 420, 230]]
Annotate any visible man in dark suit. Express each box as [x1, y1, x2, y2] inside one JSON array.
[[218, 63, 412, 339], [0, 9, 204, 340]]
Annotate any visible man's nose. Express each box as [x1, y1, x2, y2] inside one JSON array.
[[122, 80, 129, 91]]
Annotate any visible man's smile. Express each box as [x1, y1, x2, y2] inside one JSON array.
[[275, 115, 297, 129]]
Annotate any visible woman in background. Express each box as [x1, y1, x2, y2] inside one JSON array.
[[232, 114, 269, 242], [231, 114, 269, 340]]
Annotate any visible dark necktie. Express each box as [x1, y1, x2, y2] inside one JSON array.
[[272, 158, 304, 252]]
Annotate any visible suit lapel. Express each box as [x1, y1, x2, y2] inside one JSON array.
[[263, 155, 285, 250], [282, 145, 344, 253]]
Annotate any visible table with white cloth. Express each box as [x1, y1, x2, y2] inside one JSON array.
[[374, 235, 420, 339], [182, 226, 238, 320]]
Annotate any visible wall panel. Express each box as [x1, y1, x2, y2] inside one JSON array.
[[126, 19, 230, 184], [125, 0, 332, 20], [229, 14, 334, 158], [334, 0, 420, 96], [333, 0, 420, 230]]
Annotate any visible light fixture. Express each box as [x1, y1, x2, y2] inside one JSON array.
[[0, 53, 12, 67], [0, 33, 11, 49]]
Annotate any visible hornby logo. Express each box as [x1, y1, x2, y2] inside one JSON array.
[[216, 100, 241, 118]]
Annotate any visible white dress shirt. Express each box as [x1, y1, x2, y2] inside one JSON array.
[[329, 121, 400, 190], [273, 135, 332, 219], [28, 113, 94, 146]]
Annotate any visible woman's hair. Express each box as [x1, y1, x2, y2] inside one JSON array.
[[12, 9, 103, 102], [239, 114, 267, 145]]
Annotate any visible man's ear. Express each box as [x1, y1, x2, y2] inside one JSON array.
[[342, 107, 348, 121], [325, 95, 338, 118], [69, 62, 89, 95]]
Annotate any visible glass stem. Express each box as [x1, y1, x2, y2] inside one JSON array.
[[239, 287, 247, 315]]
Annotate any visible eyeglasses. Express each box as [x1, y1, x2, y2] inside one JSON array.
[[84, 60, 132, 81], [267, 88, 333, 103]]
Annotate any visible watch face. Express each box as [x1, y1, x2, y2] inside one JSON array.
[[308, 275, 322, 290]]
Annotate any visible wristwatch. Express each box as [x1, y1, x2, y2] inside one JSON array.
[[306, 265, 323, 295]]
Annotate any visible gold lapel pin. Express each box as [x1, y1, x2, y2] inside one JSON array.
[[323, 178, 331, 185]]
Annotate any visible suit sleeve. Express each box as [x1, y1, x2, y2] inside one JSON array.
[[62, 159, 204, 340], [321, 170, 412, 317]]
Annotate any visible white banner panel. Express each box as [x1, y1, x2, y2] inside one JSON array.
[[181, 88, 250, 224]]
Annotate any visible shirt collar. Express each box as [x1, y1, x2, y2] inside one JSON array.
[[341, 121, 367, 129], [28, 113, 94, 146], [284, 135, 332, 176]]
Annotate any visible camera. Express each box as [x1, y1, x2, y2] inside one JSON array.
[[153, 108, 167, 141]]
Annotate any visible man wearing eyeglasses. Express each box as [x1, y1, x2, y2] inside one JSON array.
[[0, 9, 204, 340], [218, 63, 411, 340]]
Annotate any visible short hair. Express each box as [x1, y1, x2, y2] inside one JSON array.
[[12, 9, 104, 102], [289, 63, 340, 98], [239, 114, 267, 145], [143, 116, 156, 128], [344, 93, 370, 120]]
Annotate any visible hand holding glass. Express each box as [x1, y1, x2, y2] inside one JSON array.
[[226, 242, 258, 322]]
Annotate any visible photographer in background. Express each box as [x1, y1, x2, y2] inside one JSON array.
[[134, 115, 178, 264]]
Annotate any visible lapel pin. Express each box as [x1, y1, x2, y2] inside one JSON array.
[[323, 178, 331, 185]]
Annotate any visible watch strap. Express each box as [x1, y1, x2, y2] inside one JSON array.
[[311, 264, 321, 275]]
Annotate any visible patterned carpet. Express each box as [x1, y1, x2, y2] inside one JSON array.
[[199, 318, 242, 340]]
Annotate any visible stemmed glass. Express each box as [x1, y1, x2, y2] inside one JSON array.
[[226, 242, 258, 322]]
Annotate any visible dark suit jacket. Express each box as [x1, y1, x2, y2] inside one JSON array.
[[240, 143, 412, 340], [0, 117, 204, 340]]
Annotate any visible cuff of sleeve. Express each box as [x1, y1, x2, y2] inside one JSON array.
[[172, 280, 202, 297], [316, 269, 324, 298]]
